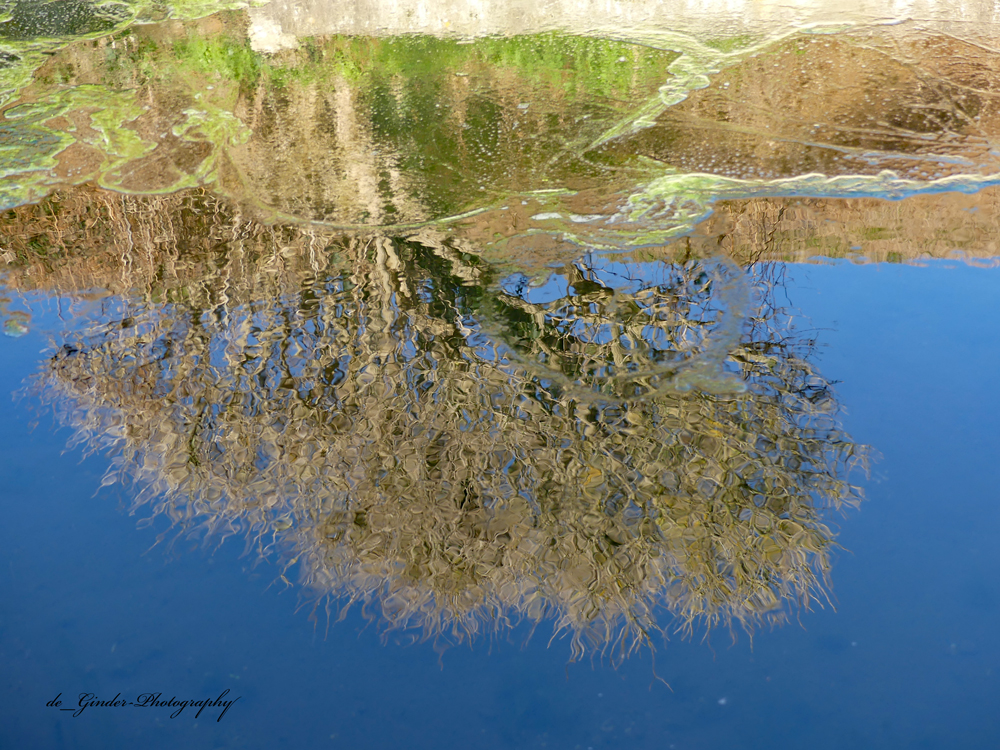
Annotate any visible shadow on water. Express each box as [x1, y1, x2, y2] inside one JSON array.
[[2, 188, 870, 662]]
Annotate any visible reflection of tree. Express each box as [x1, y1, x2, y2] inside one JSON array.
[[6, 21, 674, 224], [26, 218, 869, 660]]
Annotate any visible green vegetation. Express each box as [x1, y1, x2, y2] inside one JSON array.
[[170, 33, 262, 88]]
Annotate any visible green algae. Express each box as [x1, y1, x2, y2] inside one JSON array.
[[622, 170, 1000, 238], [0, 78, 250, 209], [501, 169, 1000, 253], [0, 0, 264, 105]]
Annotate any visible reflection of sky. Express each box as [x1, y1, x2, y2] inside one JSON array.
[[574, 256, 676, 296], [502, 256, 694, 304], [1, 260, 999, 749], [498, 256, 733, 366], [501, 272, 571, 304]]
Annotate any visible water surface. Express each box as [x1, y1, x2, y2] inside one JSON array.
[[1, 2, 999, 748]]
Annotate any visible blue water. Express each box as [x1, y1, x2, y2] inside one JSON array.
[[1, 260, 998, 749]]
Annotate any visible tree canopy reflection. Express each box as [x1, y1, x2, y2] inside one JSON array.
[[19, 193, 870, 660]]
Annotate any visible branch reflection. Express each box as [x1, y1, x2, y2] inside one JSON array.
[[13, 190, 870, 660]]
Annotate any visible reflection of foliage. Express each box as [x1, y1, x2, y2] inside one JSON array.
[[1, 17, 678, 221], [137, 28, 677, 222], [264, 33, 677, 97], [19, 196, 869, 659]]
